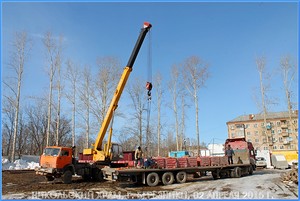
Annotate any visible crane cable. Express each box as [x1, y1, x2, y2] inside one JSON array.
[[146, 29, 152, 155]]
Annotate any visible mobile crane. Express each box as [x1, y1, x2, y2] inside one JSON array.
[[35, 22, 152, 183]]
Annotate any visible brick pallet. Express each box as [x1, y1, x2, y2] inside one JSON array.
[[219, 156, 229, 166], [153, 158, 165, 168], [165, 158, 178, 168], [199, 156, 211, 167], [210, 157, 220, 166], [177, 158, 188, 168], [187, 157, 198, 167]]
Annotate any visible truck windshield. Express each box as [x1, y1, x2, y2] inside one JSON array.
[[43, 148, 60, 156]]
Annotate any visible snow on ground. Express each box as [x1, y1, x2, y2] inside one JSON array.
[[2, 155, 40, 170], [153, 170, 298, 199]]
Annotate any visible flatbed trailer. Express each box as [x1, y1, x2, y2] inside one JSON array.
[[102, 138, 256, 187], [102, 163, 254, 187]]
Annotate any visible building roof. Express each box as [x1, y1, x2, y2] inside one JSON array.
[[227, 110, 298, 124]]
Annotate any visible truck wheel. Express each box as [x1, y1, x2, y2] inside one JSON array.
[[162, 172, 174, 185], [233, 167, 242, 178], [212, 171, 219, 180], [82, 174, 91, 181], [46, 176, 54, 181], [62, 170, 72, 184], [146, 172, 159, 187], [176, 171, 187, 183], [248, 166, 253, 175], [92, 170, 104, 182]]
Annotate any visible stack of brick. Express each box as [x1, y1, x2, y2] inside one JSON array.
[[199, 156, 211, 167], [153, 157, 165, 169], [187, 157, 198, 167], [210, 157, 220, 166], [177, 158, 188, 168], [165, 158, 178, 168], [219, 156, 229, 166]]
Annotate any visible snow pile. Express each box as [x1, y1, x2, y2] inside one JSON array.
[[2, 156, 40, 170]]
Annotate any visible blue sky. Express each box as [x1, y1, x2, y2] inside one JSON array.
[[2, 1, 298, 145]]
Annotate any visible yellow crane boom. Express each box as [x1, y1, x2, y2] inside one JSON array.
[[83, 22, 152, 162]]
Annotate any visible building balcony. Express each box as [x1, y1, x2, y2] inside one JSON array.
[[281, 124, 288, 129], [283, 141, 290, 145]]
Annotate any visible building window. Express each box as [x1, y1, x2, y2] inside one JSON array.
[[264, 147, 269, 150], [271, 130, 275, 134], [280, 146, 284, 149], [231, 133, 235, 138], [230, 126, 235, 130], [263, 138, 267, 143], [277, 129, 282, 134], [255, 131, 258, 135], [277, 121, 281, 126], [247, 132, 251, 136], [246, 124, 250, 128], [247, 139, 252, 142], [288, 129, 292, 133], [273, 146, 277, 150], [254, 124, 258, 128], [279, 137, 283, 142], [294, 120, 298, 124], [295, 128, 298, 133], [255, 139, 259, 142]]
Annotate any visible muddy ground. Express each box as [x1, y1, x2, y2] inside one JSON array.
[[2, 168, 298, 199]]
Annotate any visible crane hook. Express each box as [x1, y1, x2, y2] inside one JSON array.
[[146, 82, 152, 100]]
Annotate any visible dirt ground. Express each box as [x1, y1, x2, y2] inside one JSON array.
[[2, 169, 298, 199]]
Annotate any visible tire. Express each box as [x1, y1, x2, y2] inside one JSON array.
[[146, 172, 159, 187], [62, 170, 72, 184], [92, 169, 104, 182], [248, 165, 253, 175], [46, 176, 54, 181], [162, 172, 175, 185], [212, 171, 219, 180], [233, 167, 242, 178], [82, 174, 91, 181], [176, 171, 187, 183]]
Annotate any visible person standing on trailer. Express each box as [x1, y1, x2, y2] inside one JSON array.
[[225, 145, 235, 164], [135, 146, 144, 167]]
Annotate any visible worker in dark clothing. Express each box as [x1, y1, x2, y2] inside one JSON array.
[[225, 145, 235, 164]]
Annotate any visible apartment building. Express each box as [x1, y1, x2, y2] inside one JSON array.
[[226, 111, 298, 151]]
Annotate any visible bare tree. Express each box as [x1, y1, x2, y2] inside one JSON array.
[[43, 32, 58, 146], [255, 56, 270, 148], [78, 66, 92, 148], [127, 78, 146, 149], [154, 72, 163, 156], [183, 56, 209, 156], [55, 35, 64, 146], [91, 56, 122, 125], [26, 99, 48, 155], [2, 97, 16, 157], [65, 59, 80, 147], [168, 64, 181, 151], [5, 31, 31, 161], [280, 55, 298, 150]]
